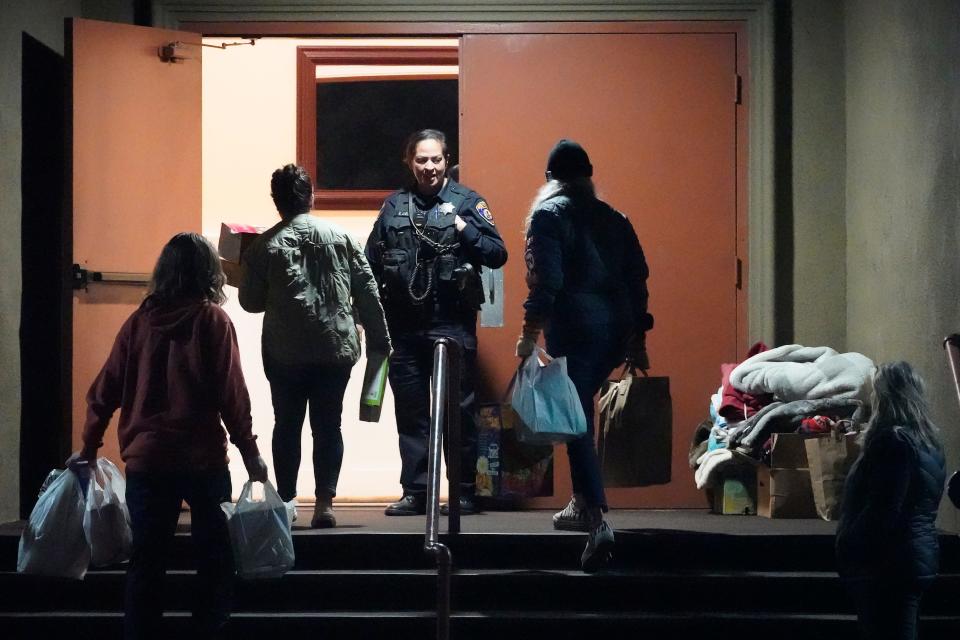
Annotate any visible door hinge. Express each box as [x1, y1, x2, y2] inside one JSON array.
[[734, 74, 742, 105], [735, 257, 743, 289]]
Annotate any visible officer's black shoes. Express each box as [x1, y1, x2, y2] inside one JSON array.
[[384, 493, 427, 516], [440, 495, 480, 516]]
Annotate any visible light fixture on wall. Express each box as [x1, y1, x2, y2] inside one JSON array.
[[158, 38, 257, 64]]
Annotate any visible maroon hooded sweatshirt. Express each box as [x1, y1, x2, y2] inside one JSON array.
[[82, 297, 259, 473]]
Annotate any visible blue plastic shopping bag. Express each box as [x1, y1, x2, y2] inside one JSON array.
[[511, 347, 587, 444]]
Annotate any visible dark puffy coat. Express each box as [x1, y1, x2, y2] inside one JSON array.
[[836, 426, 946, 580], [523, 193, 652, 339]]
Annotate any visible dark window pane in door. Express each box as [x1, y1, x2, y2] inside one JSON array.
[[316, 79, 458, 190]]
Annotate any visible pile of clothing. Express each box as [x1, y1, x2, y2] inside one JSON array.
[[691, 343, 874, 490]]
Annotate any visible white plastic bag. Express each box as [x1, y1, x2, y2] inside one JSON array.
[[220, 480, 295, 580], [17, 467, 90, 579], [84, 458, 132, 566], [512, 347, 588, 444]]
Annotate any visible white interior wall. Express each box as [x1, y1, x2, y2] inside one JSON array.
[[202, 37, 457, 501]]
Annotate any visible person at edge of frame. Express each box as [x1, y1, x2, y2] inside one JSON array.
[[68, 232, 269, 640], [365, 129, 508, 516], [516, 139, 653, 572], [239, 164, 391, 529], [836, 361, 947, 640]]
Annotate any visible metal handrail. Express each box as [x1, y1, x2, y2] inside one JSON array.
[[424, 338, 462, 640], [943, 334, 960, 409]]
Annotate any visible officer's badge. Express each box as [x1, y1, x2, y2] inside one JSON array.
[[439, 202, 455, 215], [475, 200, 495, 225]]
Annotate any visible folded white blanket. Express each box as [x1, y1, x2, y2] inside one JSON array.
[[729, 344, 875, 403]]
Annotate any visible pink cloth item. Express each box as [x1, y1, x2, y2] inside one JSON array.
[[718, 341, 774, 422]]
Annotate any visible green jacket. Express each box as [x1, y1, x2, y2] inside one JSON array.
[[240, 213, 390, 365]]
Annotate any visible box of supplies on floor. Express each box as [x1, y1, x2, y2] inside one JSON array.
[[756, 433, 820, 518], [711, 475, 757, 515], [757, 466, 818, 518]]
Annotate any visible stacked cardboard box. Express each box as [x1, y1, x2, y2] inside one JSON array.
[[711, 474, 757, 515], [218, 222, 264, 287], [756, 433, 820, 518]]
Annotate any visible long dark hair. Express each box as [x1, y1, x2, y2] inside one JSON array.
[[863, 361, 942, 451], [147, 232, 226, 305]]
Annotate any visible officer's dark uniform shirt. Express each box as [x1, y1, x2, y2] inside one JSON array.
[[365, 179, 507, 334]]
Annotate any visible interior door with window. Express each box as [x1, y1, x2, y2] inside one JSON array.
[[70, 18, 201, 465], [460, 28, 746, 508]]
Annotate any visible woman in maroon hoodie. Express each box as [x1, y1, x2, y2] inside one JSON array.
[[68, 232, 267, 640]]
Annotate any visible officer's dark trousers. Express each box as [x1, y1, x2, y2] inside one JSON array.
[[124, 469, 233, 640], [388, 327, 478, 496], [264, 352, 353, 501], [547, 326, 626, 512]]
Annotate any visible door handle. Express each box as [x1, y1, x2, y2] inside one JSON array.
[[73, 264, 150, 290]]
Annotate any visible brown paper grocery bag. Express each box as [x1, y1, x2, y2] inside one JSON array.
[[804, 426, 861, 521], [597, 369, 672, 487]]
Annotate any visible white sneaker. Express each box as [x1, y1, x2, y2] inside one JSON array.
[[581, 521, 615, 573], [552, 495, 590, 532]]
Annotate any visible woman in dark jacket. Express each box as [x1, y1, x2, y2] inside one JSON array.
[[516, 140, 653, 572], [836, 361, 946, 640]]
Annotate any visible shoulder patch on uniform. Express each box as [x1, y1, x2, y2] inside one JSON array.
[[475, 200, 495, 226]]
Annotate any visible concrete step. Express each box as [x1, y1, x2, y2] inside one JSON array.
[[9, 529, 957, 572], [2, 610, 960, 640], [2, 569, 958, 616]]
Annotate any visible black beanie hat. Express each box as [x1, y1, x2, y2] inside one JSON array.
[[546, 139, 593, 181]]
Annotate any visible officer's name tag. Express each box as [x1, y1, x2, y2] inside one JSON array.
[[396, 210, 409, 217]]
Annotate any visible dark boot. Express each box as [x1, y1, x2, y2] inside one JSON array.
[[311, 494, 336, 529], [440, 494, 480, 516], [384, 493, 426, 516]]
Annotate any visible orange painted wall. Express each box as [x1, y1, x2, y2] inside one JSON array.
[[461, 29, 746, 508]]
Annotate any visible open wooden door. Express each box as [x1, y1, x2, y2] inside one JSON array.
[[69, 19, 201, 465], [460, 27, 746, 508]]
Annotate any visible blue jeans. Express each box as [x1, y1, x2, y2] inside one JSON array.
[[124, 469, 233, 640], [546, 326, 628, 511], [263, 353, 353, 501]]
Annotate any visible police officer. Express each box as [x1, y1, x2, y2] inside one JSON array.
[[366, 129, 507, 516]]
